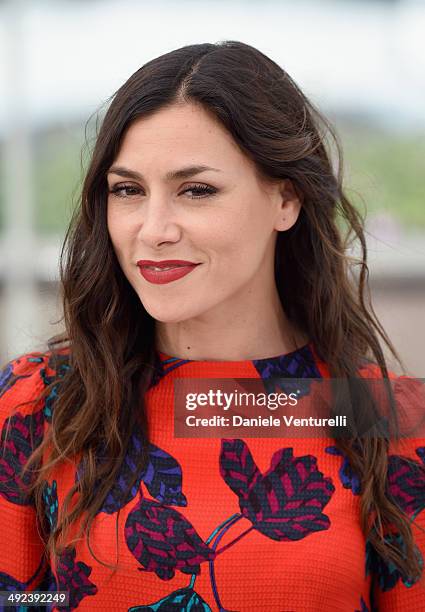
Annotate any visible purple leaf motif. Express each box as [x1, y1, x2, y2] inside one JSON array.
[[128, 586, 213, 611], [220, 439, 334, 541], [55, 547, 98, 611], [252, 345, 321, 397], [0, 571, 26, 592], [141, 443, 187, 506], [0, 362, 14, 397], [76, 436, 187, 514], [125, 497, 215, 580], [416, 447, 425, 464], [325, 446, 361, 495], [0, 410, 44, 505], [387, 454, 425, 517], [1, 558, 55, 599], [150, 353, 191, 389]]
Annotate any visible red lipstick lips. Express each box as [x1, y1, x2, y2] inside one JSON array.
[[136, 260, 200, 285]]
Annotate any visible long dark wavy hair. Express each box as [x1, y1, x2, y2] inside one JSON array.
[[8, 41, 425, 580]]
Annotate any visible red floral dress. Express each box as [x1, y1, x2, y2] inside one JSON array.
[[1, 344, 425, 611]]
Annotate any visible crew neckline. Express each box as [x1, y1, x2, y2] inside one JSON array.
[[157, 341, 314, 365]]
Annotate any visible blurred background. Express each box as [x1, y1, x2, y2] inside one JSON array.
[[0, 0, 424, 374]]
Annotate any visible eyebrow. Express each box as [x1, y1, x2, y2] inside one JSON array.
[[107, 164, 221, 182]]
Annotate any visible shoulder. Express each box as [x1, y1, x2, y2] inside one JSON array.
[[0, 352, 48, 418], [0, 348, 72, 507], [0, 347, 71, 423], [358, 363, 425, 456]]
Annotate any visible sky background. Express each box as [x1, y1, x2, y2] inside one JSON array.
[[0, 0, 424, 133]]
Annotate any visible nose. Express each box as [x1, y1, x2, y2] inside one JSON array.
[[137, 197, 181, 248]]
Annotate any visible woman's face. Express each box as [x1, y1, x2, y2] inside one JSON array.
[[107, 102, 300, 324]]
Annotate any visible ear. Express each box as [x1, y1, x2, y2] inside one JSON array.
[[274, 179, 302, 232]]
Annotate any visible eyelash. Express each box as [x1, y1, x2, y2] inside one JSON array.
[[108, 183, 217, 200]]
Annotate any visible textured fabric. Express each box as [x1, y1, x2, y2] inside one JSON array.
[[1, 344, 425, 611]]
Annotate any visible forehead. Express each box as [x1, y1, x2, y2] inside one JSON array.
[[114, 102, 247, 168]]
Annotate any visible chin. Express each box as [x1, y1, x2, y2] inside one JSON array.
[[140, 300, 198, 324]]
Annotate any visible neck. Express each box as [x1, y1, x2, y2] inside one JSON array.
[[154, 287, 307, 361]]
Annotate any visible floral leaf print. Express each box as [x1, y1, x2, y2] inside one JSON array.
[[366, 533, 423, 592], [0, 362, 14, 398], [42, 480, 59, 530], [125, 497, 215, 581], [149, 352, 191, 389], [416, 446, 425, 464], [75, 435, 187, 514], [39, 353, 71, 422], [219, 438, 261, 499], [0, 356, 43, 399], [325, 446, 361, 495], [0, 557, 49, 598], [37, 565, 58, 592], [128, 587, 213, 611], [0, 410, 44, 505], [387, 454, 425, 518], [252, 345, 321, 397], [141, 443, 187, 506], [55, 546, 98, 611], [0, 572, 41, 611], [97, 432, 146, 514], [220, 439, 334, 541], [75, 436, 143, 515], [355, 595, 369, 612], [0, 571, 26, 592]]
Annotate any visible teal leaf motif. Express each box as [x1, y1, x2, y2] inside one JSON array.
[[42, 479, 58, 530], [128, 586, 212, 611]]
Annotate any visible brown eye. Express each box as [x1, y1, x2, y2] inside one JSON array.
[[182, 184, 217, 199], [109, 184, 143, 198]]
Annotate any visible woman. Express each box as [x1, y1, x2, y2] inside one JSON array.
[[1, 41, 424, 611]]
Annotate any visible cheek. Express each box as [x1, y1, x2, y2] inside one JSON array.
[[106, 206, 119, 244], [206, 226, 264, 285], [107, 208, 132, 256], [211, 205, 269, 263]]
